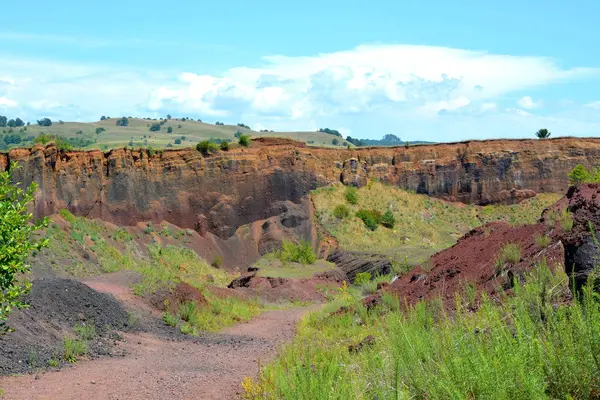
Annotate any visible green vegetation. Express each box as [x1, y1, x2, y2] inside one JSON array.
[[496, 243, 522, 268], [312, 182, 561, 264], [535, 233, 551, 248], [72, 322, 97, 340], [220, 141, 230, 151], [380, 210, 395, 228], [353, 272, 372, 286], [355, 209, 381, 231], [246, 262, 600, 399], [276, 240, 317, 265], [568, 164, 600, 186], [63, 337, 88, 363], [333, 204, 350, 219], [344, 186, 359, 205], [238, 134, 251, 147], [535, 128, 551, 139], [196, 140, 218, 155], [0, 117, 352, 151], [0, 163, 48, 331]]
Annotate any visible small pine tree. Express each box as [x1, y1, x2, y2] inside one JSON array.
[[569, 164, 590, 186]]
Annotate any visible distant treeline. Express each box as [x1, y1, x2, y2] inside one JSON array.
[[346, 134, 434, 147]]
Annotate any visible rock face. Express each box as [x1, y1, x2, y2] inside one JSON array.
[[2, 137, 599, 239], [561, 184, 600, 294], [327, 250, 392, 282]]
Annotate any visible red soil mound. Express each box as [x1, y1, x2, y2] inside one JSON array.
[[387, 221, 564, 308], [150, 282, 208, 313]]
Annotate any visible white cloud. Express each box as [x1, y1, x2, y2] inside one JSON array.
[[517, 96, 540, 109], [480, 102, 497, 112], [0, 44, 598, 141], [0, 96, 17, 108]]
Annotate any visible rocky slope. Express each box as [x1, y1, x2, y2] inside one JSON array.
[[2, 137, 598, 239]]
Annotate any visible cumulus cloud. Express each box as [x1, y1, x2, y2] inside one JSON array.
[[149, 44, 595, 121], [0, 44, 598, 141], [517, 96, 540, 109], [0, 96, 17, 108]]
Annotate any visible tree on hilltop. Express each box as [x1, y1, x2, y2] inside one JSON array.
[[37, 118, 52, 127], [535, 128, 551, 139]]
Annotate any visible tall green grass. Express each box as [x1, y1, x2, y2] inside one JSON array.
[[247, 262, 600, 399]]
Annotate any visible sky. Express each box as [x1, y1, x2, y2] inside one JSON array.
[[0, 0, 599, 142]]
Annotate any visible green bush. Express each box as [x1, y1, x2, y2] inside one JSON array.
[[278, 240, 316, 265], [353, 272, 372, 286], [345, 186, 358, 205], [238, 135, 251, 147], [380, 210, 396, 229], [220, 141, 229, 151], [569, 164, 591, 186], [356, 209, 381, 231], [196, 140, 218, 155], [333, 204, 350, 219]]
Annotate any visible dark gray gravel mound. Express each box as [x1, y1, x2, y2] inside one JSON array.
[[0, 278, 129, 375]]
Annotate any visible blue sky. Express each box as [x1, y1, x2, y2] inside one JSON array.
[[0, 0, 599, 142]]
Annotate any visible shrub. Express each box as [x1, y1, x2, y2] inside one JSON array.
[[178, 301, 198, 322], [535, 128, 551, 139], [115, 117, 129, 127], [220, 141, 229, 151], [0, 163, 48, 331], [333, 204, 350, 219], [174, 139, 182, 145], [37, 117, 52, 127], [196, 140, 218, 155], [345, 186, 358, 205], [569, 164, 590, 186], [167, 126, 173, 133], [215, 121, 224, 126], [332, 138, 340, 145], [380, 210, 396, 229], [95, 127, 105, 135], [535, 234, 551, 248], [356, 209, 381, 231], [238, 135, 250, 147], [278, 240, 316, 265], [149, 123, 161, 131], [354, 272, 372, 286], [162, 312, 179, 327]]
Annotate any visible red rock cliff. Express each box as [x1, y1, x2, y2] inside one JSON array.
[[1, 137, 598, 238]]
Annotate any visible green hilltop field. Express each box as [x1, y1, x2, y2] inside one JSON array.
[[0, 116, 355, 151]]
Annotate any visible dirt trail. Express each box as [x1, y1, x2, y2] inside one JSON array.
[[0, 277, 312, 400]]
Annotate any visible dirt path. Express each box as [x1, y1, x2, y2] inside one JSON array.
[[0, 276, 312, 400]]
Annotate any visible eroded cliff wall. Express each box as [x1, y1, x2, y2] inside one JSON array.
[[1, 137, 598, 238]]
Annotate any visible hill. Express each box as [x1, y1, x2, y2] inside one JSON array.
[[0, 117, 355, 151], [312, 181, 561, 265]]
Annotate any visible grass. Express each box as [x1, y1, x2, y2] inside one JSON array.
[[535, 233, 552, 248], [312, 182, 561, 265], [63, 337, 88, 363], [246, 262, 600, 399], [253, 257, 337, 279], [0, 118, 354, 151], [73, 322, 97, 340], [276, 240, 317, 265]]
